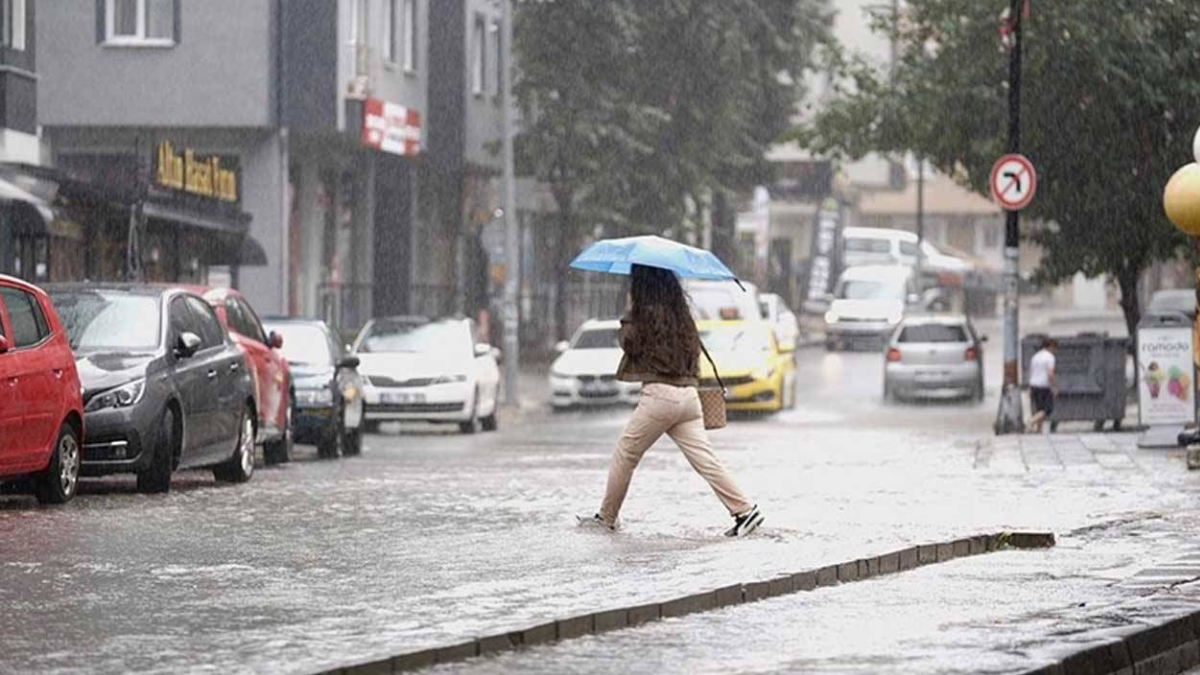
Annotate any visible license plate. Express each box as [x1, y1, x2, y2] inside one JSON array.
[[582, 383, 617, 395], [382, 392, 426, 404], [915, 372, 951, 383]]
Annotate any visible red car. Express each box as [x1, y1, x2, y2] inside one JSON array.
[[181, 287, 292, 465], [0, 275, 84, 504]]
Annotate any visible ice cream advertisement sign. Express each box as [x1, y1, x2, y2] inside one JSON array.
[[1138, 326, 1196, 426]]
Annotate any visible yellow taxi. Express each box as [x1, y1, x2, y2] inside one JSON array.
[[697, 319, 796, 413]]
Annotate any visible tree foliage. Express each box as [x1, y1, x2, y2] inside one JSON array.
[[513, 0, 831, 337], [799, 0, 1200, 336]]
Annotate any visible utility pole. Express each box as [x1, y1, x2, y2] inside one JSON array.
[[995, 0, 1025, 434], [500, 0, 520, 407], [915, 156, 925, 281]]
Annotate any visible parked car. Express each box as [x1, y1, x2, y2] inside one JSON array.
[[262, 317, 363, 458], [758, 292, 800, 352], [684, 279, 762, 322], [883, 315, 986, 403], [187, 286, 292, 465], [697, 319, 796, 413], [550, 319, 640, 409], [1146, 289, 1196, 320], [0, 276, 84, 504], [824, 265, 920, 351], [46, 284, 257, 493], [353, 316, 501, 434]]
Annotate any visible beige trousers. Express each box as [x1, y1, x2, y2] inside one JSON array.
[[598, 383, 754, 525]]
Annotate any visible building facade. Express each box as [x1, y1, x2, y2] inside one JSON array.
[[38, 0, 430, 332]]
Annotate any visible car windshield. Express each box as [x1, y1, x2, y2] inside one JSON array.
[[700, 325, 770, 353], [573, 328, 620, 350], [358, 320, 468, 355], [898, 324, 968, 343], [844, 237, 890, 254], [50, 291, 161, 352], [267, 324, 332, 366], [838, 279, 905, 301], [1149, 291, 1194, 313], [689, 289, 751, 320]]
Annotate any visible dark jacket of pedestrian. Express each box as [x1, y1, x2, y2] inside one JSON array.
[[615, 305, 699, 387]]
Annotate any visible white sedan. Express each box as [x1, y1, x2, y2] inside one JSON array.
[[550, 319, 640, 409], [353, 317, 501, 433]]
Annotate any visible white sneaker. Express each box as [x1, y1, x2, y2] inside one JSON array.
[[576, 513, 617, 531], [725, 505, 764, 538]]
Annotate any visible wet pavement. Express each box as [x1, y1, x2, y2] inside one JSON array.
[[2, 340, 1197, 675]]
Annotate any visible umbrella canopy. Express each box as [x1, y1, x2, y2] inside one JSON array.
[[569, 235, 737, 281]]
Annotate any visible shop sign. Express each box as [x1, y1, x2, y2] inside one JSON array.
[[802, 197, 844, 309], [361, 98, 422, 156], [155, 141, 240, 203], [1138, 325, 1196, 427]]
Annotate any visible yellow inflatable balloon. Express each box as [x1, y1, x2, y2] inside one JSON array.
[[1165, 163, 1200, 235]]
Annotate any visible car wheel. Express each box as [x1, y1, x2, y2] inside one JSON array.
[[214, 407, 256, 483], [34, 423, 81, 505], [362, 420, 381, 434], [825, 340, 838, 352], [263, 394, 293, 466], [317, 418, 343, 459], [342, 425, 362, 456], [138, 407, 177, 494], [972, 378, 985, 403], [480, 386, 500, 432], [459, 388, 481, 434]]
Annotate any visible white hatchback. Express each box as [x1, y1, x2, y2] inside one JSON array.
[[549, 319, 640, 409], [354, 317, 502, 434]]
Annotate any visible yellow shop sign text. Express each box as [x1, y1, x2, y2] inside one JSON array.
[[155, 142, 239, 203]]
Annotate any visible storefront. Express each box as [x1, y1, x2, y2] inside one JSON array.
[[0, 142, 264, 286]]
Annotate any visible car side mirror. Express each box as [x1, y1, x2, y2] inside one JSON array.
[[175, 332, 202, 359], [268, 331, 284, 349], [337, 355, 360, 370], [980, 335, 989, 343], [0, 335, 8, 353], [475, 343, 493, 358], [554, 340, 570, 354]]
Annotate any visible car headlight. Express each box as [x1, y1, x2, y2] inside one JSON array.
[[824, 311, 840, 324], [751, 365, 777, 381], [296, 388, 334, 406], [85, 379, 147, 412], [432, 374, 468, 384]]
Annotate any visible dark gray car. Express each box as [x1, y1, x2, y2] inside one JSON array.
[[45, 284, 257, 493]]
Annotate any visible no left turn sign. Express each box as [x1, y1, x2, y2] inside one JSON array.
[[989, 153, 1037, 211]]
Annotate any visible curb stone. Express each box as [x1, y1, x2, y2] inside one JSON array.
[[317, 531, 1052, 675], [1019, 608, 1200, 675]]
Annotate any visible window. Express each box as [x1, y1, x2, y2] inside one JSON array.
[[383, 0, 397, 63], [844, 237, 891, 254], [2, 0, 25, 50], [106, 0, 176, 45], [402, 0, 417, 71], [492, 18, 502, 95], [51, 290, 160, 352], [898, 324, 968, 344], [899, 241, 919, 257], [231, 299, 268, 344], [471, 14, 487, 96], [572, 329, 620, 350], [1, 287, 49, 348], [185, 296, 225, 349], [351, 0, 368, 46]]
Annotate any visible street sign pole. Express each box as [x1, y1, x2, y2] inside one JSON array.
[[995, 0, 1025, 434], [500, 0, 520, 408]]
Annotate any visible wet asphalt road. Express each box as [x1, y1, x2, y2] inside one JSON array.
[[0, 342, 1186, 674]]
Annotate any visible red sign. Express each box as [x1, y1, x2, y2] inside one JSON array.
[[989, 153, 1037, 211], [361, 98, 422, 156]]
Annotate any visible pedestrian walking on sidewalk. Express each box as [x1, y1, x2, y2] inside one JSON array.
[[577, 264, 764, 537], [1027, 338, 1058, 434]]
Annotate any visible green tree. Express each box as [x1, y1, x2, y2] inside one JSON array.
[[514, 0, 830, 338], [800, 0, 1200, 337]]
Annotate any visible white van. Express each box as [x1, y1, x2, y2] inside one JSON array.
[[683, 279, 761, 322], [824, 265, 919, 350], [842, 227, 971, 277]]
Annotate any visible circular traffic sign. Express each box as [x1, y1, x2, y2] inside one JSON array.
[[989, 153, 1037, 211]]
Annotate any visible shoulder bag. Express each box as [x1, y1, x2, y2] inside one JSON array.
[[697, 341, 727, 430]]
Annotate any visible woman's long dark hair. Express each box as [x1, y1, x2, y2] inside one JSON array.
[[629, 264, 700, 374]]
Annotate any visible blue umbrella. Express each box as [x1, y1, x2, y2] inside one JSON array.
[[569, 235, 740, 283]]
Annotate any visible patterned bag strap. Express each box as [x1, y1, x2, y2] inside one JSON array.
[[698, 340, 725, 392]]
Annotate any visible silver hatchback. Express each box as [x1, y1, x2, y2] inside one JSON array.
[[883, 315, 985, 402]]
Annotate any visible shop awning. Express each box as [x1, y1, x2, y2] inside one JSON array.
[[0, 174, 74, 238]]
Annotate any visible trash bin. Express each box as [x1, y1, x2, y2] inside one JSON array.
[[1021, 332, 1130, 431]]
